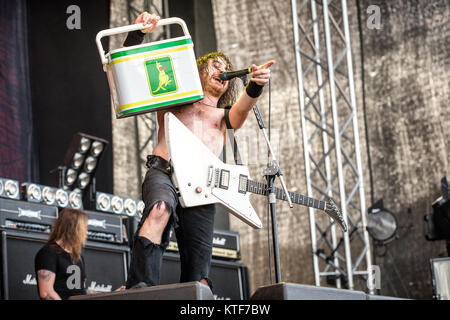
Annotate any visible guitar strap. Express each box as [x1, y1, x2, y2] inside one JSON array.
[[224, 106, 243, 165]]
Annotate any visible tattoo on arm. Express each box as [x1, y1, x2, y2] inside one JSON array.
[[38, 269, 55, 282]]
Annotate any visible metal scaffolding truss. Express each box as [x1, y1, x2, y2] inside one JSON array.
[[291, 0, 373, 292]]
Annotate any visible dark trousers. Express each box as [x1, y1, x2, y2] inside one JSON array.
[[125, 156, 215, 289]]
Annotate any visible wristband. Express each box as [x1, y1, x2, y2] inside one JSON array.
[[123, 30, 146, 47], [245, 81, 264, 98]]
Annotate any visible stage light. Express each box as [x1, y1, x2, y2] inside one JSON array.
[[0, 178, 20, 200], [91, 141, 104, 157], [26, 184, 42, 202], [65, 168, 77, 186], [84, 156, 97, 173], [111, 196, 124, 214], [69, 190, 83, 209], [77, 172, 90, 189], [97, 193, 111, 211], [124, 198, 137, 216], [79, 137, 91, 153], [367, 199, 398, 244], [42, 186, 56, 204], [72, 152, 85, 169], [60, 132, 108, 193], [96, 192, 123, 214], [94, 192, 142, 216], [55, 189, 69, 207], [21, 182, 83, 209], [137, 200, 145, 217]]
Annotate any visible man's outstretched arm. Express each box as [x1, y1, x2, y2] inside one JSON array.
[[227, 60, 275, 130]]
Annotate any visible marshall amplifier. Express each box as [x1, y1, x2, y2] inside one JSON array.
[[167, 228, 241, 261], [85, 210, 124, 244], [161, 252, 250, 300], [0, 198, 58, 234], [0, 229, 129, 300]]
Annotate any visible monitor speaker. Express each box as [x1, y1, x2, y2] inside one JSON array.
[[1, 229, 129, 300], [250, 283, 367, 300]]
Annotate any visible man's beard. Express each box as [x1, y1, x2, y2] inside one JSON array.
[[200, 71, 228, 99]]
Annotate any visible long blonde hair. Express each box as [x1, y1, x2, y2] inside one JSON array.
[[47, 208, 88, 263]]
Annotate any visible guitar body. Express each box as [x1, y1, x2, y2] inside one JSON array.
[[165, 112, 263, 229]]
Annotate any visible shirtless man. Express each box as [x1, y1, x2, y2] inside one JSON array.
[[124, 12, 274, 290]]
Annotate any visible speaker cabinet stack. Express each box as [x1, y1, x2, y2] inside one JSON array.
[[0, 229, 129, 300], [0, 198, 130, 300], [1, 199, 249, 300]]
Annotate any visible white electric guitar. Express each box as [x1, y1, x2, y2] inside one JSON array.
[[165, 112, 347, 231]]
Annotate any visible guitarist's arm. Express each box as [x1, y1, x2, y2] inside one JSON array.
[[227, 60, 275, 130]]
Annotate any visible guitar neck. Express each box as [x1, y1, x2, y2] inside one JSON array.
[[247, 179, 326, 211]]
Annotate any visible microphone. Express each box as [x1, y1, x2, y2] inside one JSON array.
[[219, 66, 253, 81]]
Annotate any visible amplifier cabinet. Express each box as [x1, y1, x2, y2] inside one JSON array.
[[0, 229, 129, 300], [161, 252, 249, 300], [0, 199, 58, 234], [85, 210, 124, 244], [125, 216, 242, 261], [167, 228, 241, 261]]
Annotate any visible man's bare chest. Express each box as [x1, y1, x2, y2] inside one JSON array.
[[158, 104, 226, 155]]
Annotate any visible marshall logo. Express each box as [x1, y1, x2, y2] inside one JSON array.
[[18, 208, 41, 220], [88, 219, 106, 229], [88, 281, 112, 293], [23, 274, 37, 286]]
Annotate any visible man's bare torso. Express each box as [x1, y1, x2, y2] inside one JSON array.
[[152, 102, 227, 160]]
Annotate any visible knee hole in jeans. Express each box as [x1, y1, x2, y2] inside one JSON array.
[[148, 200, 170, 221]]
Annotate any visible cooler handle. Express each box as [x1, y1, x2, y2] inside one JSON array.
[[96, 17, 190, 67]]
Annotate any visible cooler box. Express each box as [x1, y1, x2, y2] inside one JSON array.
[[96, 18, 203, 119]]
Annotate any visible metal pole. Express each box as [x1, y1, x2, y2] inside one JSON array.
[[268, 176, 282, 283], [341, 0, 373, 293], [322, 0, 354, 289], [310, 0, 342, 289], [291, 0, 321, 286]]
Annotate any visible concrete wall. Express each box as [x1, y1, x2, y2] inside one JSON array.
[[353, 0, 450, 299]]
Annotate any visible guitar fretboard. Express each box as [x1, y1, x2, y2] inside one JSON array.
[[247, 179, 326, 211]]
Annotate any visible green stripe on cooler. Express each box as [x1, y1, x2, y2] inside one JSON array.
[[117, 95, 204, 116], [110, 38, 193, 60]]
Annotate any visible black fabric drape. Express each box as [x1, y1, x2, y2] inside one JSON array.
[[0, 0, 39, 182]]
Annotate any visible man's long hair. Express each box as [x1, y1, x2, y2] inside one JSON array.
[[47, 208, 88, 263], [196, 52, 240, 108]]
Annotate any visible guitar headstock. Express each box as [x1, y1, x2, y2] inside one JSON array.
[[325, 198, 348, 232]]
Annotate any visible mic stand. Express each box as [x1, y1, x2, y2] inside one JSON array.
[[241, 76, 293, 284]]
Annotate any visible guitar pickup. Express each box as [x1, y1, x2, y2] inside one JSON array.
[[207, 166, 222, 188], [207, 166, 214, 187], [219, 169, 230, 190]]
